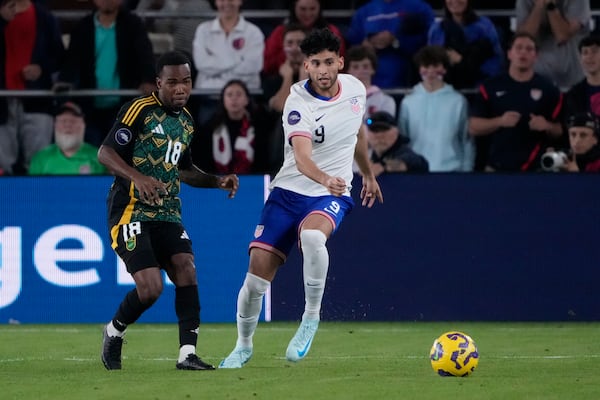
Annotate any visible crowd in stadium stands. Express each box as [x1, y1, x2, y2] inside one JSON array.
[[0, 0, 599, 176]]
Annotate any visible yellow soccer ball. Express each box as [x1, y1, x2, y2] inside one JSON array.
[[430, 331, 479, 377]]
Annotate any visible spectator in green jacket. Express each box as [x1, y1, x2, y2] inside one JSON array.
[[28, 102, 107, 175]]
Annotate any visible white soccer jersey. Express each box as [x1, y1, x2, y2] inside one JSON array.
[[270, 74, 366, 197]]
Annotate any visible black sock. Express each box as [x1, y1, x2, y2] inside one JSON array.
[[112, 289, 153, 330], [175, 285, 200, 347]]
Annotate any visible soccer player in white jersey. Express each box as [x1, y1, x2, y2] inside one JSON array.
[[220, 28, 383, 368]]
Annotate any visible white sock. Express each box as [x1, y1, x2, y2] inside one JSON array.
[[300, 229, 328, 321], [236, 272, 270, 348], [106, 321, 125, 338], [178, 344, 195, 363]]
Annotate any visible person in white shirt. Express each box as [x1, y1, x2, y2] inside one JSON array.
[[219, 28, 383, 369], [192, 0, 264, 90]]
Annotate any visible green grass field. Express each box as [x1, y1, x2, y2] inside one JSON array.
[[1, 322, 598, 400]]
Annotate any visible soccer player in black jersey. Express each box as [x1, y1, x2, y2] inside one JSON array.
[[98, 51, 239, 371]]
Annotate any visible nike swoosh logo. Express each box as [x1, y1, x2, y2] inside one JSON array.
[[315, 114, 325, 122], [297, 337, 313, 358]]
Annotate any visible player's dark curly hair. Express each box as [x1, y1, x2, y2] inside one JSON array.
[[300, 28, 340, 57], [155, 51, 191, 76]]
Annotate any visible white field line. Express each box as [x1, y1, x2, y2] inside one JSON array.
[[1, 354, 600, 364]]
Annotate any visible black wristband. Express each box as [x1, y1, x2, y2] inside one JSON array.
[[546, 2, 557, 11]]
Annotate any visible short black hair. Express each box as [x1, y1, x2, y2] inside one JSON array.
[[155, 51, 191, 76], [509, 32, 538, 51], [579, 34, 600, 52], [413, 45, 449, 69], [300, 28, 340, 57], [346, 45, 378, 70]]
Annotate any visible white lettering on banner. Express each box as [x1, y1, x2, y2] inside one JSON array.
[[0, 224, 174, 310], [34, 225, 102, 287], [0, 227, 22, 308]]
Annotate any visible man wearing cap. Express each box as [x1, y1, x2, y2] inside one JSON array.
[[28, 102, 106, 175], [366, 110, 429, 174], [545, 112, 600, 172]]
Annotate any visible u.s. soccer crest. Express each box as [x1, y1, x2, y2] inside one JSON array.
[[349, 97, 361, 114], [530, 89, 542, 101], [254, 225, 264, 238]]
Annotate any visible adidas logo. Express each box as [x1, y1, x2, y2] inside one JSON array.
[[151, 124, 165, 135]]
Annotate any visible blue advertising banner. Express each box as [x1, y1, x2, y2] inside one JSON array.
[[3, 174, 599, 323], [272, 174, 600, 322], [0, 176, 265, 323]]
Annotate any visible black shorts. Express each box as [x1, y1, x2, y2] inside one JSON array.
[[111, 221, 193, 274]]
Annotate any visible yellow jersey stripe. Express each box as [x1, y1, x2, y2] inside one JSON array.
[[110, 181, 138, 249], [122, 97, 157, 126]]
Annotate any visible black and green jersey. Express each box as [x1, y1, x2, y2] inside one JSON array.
[[103, 92, 196, 227]]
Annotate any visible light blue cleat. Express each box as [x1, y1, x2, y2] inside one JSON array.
[[219, 346, 253, 369], [285, 319, 319, 362]]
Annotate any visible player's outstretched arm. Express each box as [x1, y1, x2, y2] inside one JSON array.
[[353, 125, 383, 207], [180, 164, 239, 198]]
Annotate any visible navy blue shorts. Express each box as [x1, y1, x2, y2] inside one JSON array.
[[249, 187, 353, 261]]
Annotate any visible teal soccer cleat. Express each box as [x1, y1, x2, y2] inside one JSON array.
[[285, 319, 319, 362], [219, 346, 253, 368]]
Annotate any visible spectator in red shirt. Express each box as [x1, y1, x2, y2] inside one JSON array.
[[0, 0, 64, 175]]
